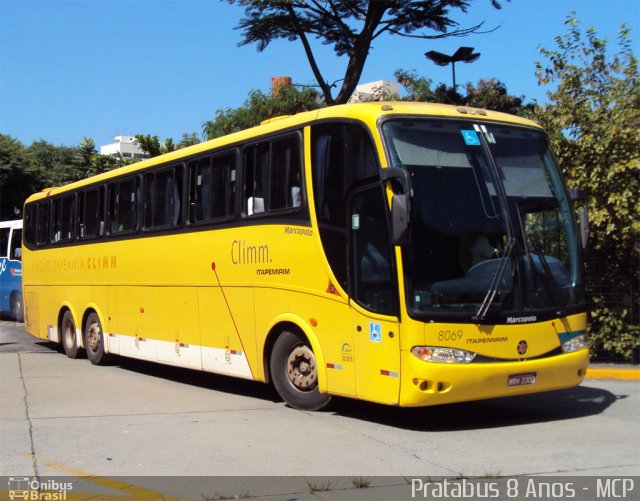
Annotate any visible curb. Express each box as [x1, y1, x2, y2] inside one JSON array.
[[585, 368, 640, 381]]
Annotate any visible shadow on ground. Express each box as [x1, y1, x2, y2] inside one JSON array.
[[26, 338, 623, 432]]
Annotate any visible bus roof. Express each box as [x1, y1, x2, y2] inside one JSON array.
[[24, 102, 541, 203]]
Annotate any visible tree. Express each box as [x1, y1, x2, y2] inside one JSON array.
[[227, 0, 504, 105], [395, 68, 529, 114], [202, 84, 321, 139], [534, 16, 640, 359], [164, 138, 176, 154], [135, 134, 163, 157], [177, 132, 201, 149], [462, 78, 529, 114], [77, 137, 97, 166], [75, 137, 97, 175], [75, 137, 123, 178], [25, 140, 78, 186], [394, 69, 439, 102], [135, 133, 201, 157], [0, 135, 39, 219], [0, 135, 127, 220]]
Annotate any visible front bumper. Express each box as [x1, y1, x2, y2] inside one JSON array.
[[399, 348, 589, 407]]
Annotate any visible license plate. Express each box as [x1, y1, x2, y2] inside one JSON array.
[[508, 372, 537, 387]]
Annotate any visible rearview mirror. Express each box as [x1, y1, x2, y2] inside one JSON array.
[[391, 194, 411, 246], [382, 167, 413, 197], [382, 167, 412, 246], [569, 188, 589, 249]]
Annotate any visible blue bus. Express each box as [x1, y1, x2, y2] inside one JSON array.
[[0, 219, 23, 321]]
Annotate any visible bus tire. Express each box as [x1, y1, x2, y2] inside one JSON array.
[[11, 292, 24, 323], [84, 312, 110, 365], [270, 330, 331, 411], [61, 310, 81, 359]]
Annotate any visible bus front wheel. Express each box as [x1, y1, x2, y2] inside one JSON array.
[[84, 312, 110, 365], [61, 310, 82, 359], [270, 331, 331, 411]]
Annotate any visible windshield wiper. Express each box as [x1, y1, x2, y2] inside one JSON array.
[[527, 235, 566, 316], [473, 237, 516, 322]]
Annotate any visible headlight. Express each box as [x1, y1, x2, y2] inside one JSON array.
[[561, 334, 588, 353], [412, 346, 476, 364]]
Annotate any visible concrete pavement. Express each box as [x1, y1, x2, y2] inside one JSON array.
[[1, 321, 638, 500]]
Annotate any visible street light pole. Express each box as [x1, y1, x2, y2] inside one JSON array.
[[425, 46, 481, 91]]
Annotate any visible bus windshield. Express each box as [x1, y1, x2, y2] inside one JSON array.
[[382, 119, 584, 323]]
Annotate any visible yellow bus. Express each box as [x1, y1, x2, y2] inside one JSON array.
[[22, 102, 589, 410]]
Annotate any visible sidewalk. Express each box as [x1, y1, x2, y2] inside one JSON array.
[[586, 363, 640, 381]]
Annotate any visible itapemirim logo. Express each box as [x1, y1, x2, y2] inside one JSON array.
[[8, 477, 73, 500]]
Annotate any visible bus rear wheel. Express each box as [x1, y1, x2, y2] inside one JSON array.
[[61, 310, 82, 359], [84, 312, 110, 365], [11, 292, 24, 323], [270, 331, 331, 411]]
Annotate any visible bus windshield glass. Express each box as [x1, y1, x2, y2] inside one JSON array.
[[382, 119, 584, 322]]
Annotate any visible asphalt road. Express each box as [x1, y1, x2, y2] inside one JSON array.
[[1, 320, 638, 500]]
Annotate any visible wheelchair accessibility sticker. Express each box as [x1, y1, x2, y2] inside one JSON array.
[[461, 129, 481, 146], [370, 322, 382, 343]]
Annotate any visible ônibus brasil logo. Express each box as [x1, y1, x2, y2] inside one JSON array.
[[8, 477, 73, 500]]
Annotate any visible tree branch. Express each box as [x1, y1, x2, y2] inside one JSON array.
[[334, 2, 387, 104], [381, 21, 500, 40], [285, 4, 335, 104]]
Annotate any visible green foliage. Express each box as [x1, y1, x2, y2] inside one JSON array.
[[534, 15, 640, 359], [394, 69, 438, 102], [463, 78, 531, 115], [26, 140, 78, 186], [77, 137, 97, 169], [0, 135, 127, 220], [227, 0, 504, 105], [588, 299, 639, 360], [202, 84, 322, 140], [177, 132, 201, 148], [0, 135, 40, 219], [135, 134, 163, 157], [0, 129, 198, 221], [395, 69, 529, 114], [135, 133, 201, 157]]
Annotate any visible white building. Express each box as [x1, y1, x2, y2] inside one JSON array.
[[348, 80, 399, 103], [100, 135, 149, 160]]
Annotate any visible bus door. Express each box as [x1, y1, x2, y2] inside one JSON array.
[[348, 184, 401, 404]]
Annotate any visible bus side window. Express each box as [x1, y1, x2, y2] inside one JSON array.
[[271, 137, 302, 211], [0, 227, 8, 258], [143, 173, 154, 228], [142, 165, 183, 230], [189, 152, 236, 224], [10, 229, 22, 261], [154, 167, 182, 227], [243, 135, 302, 216], [108, 184, 117, 234], [312, 123, 380, 291], [24, 205, 37, 246], [78, 187, 104, 239], [244, 144, 269, 216], [51, 194, 75, 242], [211, 153, 236, 219], [36, 202, 51, 245], [108, 178, 139, 234], [189, 157, 210, 222], [52, 198, 61, 242]]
